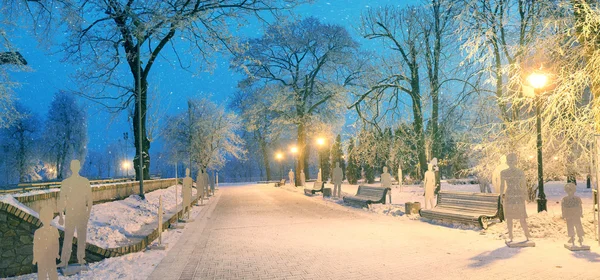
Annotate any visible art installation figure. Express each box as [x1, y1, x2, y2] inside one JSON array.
[[562, 183, 589, 250], [332, 162, 343, 198], [288, 169, 295, 186], [58, 160, 92, 268], [209, 172, 215, 195], [423, 163, 436, 209], [500, 153, 533, 246], [196, 169, 205, 204], [492, 155, 509, 194], [381, 167, 392, 204], [182, 168, 193, 219], [33, 206, 60, 280], [479, 177, 491, 193], [317, 168, 322, 182], [300, 170, 306, 187], [202, 168, 210, 198], [398, 165, 403, 192]]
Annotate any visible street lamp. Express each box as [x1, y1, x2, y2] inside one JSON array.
[[275, 152, 284, 180], [527, 71, 549, 213], [122, 161, 131, 178]]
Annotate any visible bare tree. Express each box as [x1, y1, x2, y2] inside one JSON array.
[[43, 91, 88, 180], [19, 0, 308, 182], [352, 6, 428, 176], [0, 103, 40, 183], [233, 17, 360, 185]]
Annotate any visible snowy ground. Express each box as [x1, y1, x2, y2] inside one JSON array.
[[4, 185, 209, 280], [288, 180, 599, 243]]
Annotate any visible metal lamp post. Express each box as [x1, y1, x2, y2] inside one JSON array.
[[316, 137, 326, 174], [527, 72, 549, 213], [275, 152, 284, 180]]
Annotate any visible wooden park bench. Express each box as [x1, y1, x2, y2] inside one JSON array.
[[343, 186, 390, 208], [419, 191, 503, 229], [304, 181, 324, 195], [274, 179, 285, 187]]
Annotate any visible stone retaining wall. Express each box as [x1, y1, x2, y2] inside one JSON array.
[[15, 178, 177, 214], [0, 194, 201, 278]]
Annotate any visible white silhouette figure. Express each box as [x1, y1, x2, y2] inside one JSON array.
[[562, 183, 585, 246], [423, 163, 436, 209], [332, 162, 343, 198], [500, 153, 531, 242], [492, 155, 509, 193], [209, 172, 215, 195], [398, 165, 403, 192], [381, 167, 392, 204], [182, 168, 192, 219], [300, 170, 306, 187], [58, 160, 92, 267], [317, 168, 322, 182], [202, 168, 210, 197], [196, 169, 205, 204], [33, 206, 60, 280], [288, 169, 295, 187]]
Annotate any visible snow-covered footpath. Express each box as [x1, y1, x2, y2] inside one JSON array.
[[3, 185, 203, 280]]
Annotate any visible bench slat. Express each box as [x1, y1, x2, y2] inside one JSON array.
[[419, 190, 502, 229]]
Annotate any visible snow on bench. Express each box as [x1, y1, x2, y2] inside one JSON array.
[[343, 186, 390, 208], [304, 181, 324, 195]]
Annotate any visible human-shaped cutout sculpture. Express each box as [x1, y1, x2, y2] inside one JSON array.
[[500, 153, 533, 246], [33, 206, 60, 280], [58, 160, 92, 268], [561, 183, 589, 250], [288, 169, 295, 187], [381, 167, 392, 204], [398, 165, 403, 192], [182, 168, 193, 219], [196, 169, 205, 205], [202, 168, 210, 198], [317, 168, 322, 182], [492, 155, 509, 194], [479, 176, 491, 193], [423, 163, 436, 209], [209, 173, 215, 195], [332, 162, 343, 198], [300, 170, 306, 187]]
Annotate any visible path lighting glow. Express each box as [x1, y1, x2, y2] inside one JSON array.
[[316, 137, 326, 146], [275, 153, 284, 160], [527, 72, 548, 89], [121, 161, 131, 169], [290, 146, 298, 154]]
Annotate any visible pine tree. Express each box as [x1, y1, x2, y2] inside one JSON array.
[[329, 134, 346, 180], [319, 145, 331, 181], [346, 138, 360, 184], [363, 163, 375, 184]]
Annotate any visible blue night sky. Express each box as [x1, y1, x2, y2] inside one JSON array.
[[8, 0, 418, 155]]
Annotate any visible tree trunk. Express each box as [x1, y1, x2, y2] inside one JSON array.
[[133, 77, 151, 180], [296, 123, 307, 186], [259, 135, 272, 181], [412, 98, 427, 178]]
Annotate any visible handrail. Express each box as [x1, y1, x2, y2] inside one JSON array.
[[0, 178, 152, 195]]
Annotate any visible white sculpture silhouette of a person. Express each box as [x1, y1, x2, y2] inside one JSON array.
[[182, 168, 192, 219], [203, 168, 210, 197], [300, 170, 306, 187], [33, 206, 60, 280], [381, 167, 392, 204], [332, 162, 343, 198], [288, 169, 295, 187], [317, 168, 322, 182], [58, 160, 92, 267], [492, 155, 509, 194], [562, 183, 585, 246], [500, 153, 531, 243], [423, 163, 436, 209], [196, 169, 205, 204]]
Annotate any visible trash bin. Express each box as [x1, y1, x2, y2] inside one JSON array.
[[405, 202, 421, 215], [411, 202, 421, 214], [323, 188, 332, 197]]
